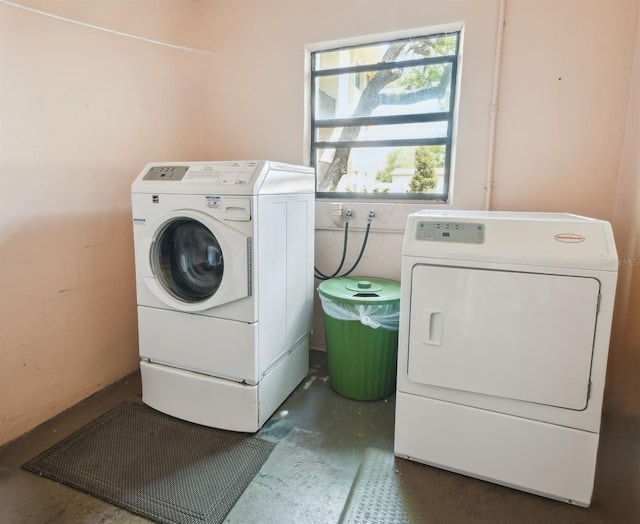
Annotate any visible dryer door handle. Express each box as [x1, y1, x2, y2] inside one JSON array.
[[423, 309, 443, 346]]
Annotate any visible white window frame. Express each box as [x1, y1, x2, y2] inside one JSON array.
[[304, 22, 464, 207], [306, 19, 499, 232]]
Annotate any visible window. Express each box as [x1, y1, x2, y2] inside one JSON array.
[[310, 31, 460, 201]]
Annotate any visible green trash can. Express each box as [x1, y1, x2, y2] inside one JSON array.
[[318, 276, 401, 401]]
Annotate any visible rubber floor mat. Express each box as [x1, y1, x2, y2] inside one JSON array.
[[339, 447, 433, 524], [22, 401, 275, 524], [338, 448, 612, 524]]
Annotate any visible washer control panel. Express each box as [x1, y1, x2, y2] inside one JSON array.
[[142, 162, 261, 185], [415, 221, 485, 244], [143, 166, 189, 181]]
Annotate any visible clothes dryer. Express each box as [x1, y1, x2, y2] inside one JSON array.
[[131, 161, 315, 432], [395, 211, 618, 507]]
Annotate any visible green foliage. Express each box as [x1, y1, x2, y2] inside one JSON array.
[[400, 35, 456, 91], [409, 35, 457, 58], [401, 64, 446, 91], [375, 148, 416, 182], [409, 146, 445, 193]]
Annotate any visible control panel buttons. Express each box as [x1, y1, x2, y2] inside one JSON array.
[[416, 222, 485, 244]]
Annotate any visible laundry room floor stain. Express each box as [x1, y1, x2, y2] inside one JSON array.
[[1, 350, 638, 523]]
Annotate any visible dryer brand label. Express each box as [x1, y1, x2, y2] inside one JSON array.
[[554, 233, 585, 243]]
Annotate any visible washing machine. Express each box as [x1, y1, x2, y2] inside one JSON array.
[[131, 160, 315, 432], [394, 210, 618, 507]]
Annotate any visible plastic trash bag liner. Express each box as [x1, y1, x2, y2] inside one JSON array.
[[319, 294, 399, 331]]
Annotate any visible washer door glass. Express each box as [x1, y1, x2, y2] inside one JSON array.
[[153, 217, 224, 302]]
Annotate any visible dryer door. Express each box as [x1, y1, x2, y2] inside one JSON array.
[[142, 210, 250, 312], [407, 264, 600, 410]]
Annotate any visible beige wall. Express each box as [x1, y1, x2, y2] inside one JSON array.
[[492, 0, 637, 220], [608, 13, 640, 422], [0, 0, 212, 445], [1, 0, 639, 446]]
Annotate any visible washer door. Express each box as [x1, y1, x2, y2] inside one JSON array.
[[142, 210, 250, 312]]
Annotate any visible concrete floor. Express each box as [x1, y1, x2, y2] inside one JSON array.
[[0, 349, 638, 523]]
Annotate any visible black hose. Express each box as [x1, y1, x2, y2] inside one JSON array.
[[314, 211, 374, 281], [314, 219, 350, 280], [336, 220, 372, 278]]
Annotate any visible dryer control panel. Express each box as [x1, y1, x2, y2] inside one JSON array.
[[415, 221, 485, 244]]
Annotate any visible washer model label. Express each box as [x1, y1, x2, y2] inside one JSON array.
[[554, 233, 585, 243], [205, 195, 222, 209]]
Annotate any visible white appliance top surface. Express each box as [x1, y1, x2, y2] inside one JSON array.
[[411, 210, 595, 221], [131, 160, 315, 195], [403, 210, 618, 270]]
